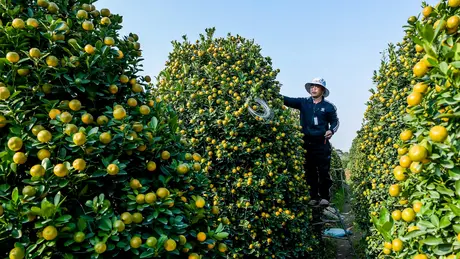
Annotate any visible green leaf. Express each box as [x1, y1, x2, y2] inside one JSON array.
[[77, 217, 87, 231], [440, 216, 451, 229], [440, 62, 449, 75], [422, 237, 443, 246], [455, 180, 460, 196], [158, 218, 167, 224], [58, 147, 66, 160], [215, 232, 229, 240], [149, 116, 158, 130], [453, 224, 460, 233], [140, 251, 154, 258], [450, 204, 460, 216], [433, 244, 452, 256], [41, 199, 56, 218], [402, 230, 427, 240], [42, 158, 52, 171], [12, 187, 18, 203], [54, 192, 62, 206], [56, 215, 72, 223], [99, 218, 112, 232], [437, 185, 455, 196], [87, 127, 99, 136], [430, 214, 440, 228]]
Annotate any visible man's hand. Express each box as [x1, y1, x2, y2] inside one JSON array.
[[325, 130, 333, 139]]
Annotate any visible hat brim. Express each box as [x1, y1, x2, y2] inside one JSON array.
[[305, 83, 330, 97]]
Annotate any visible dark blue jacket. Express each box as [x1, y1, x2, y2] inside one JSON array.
[[283, 96, 339, 138]]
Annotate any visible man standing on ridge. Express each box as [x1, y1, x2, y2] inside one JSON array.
[[282, 78, 339, 206]]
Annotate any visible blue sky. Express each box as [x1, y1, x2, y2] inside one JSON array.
[[95, 0, 437, 151]]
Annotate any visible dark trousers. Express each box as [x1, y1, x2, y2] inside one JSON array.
[[303, 136, 333, 201]]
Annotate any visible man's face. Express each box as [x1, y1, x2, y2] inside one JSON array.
[[310, 85, 324, 98]]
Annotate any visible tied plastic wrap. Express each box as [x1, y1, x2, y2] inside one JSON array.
[[323, 228, 352, 238], [246, 97, 274, 122]]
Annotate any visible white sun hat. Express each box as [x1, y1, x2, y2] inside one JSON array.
[[305, 77, 329, 97]]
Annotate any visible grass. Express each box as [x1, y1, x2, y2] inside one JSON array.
[[331, 185, 347, 212]]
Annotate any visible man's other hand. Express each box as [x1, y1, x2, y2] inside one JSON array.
[[325, 130, 333, 139]]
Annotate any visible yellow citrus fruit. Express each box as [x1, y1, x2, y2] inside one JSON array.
[[22, 185, 36, 196], [389, 184, 400, 197], [47, 2, 59, 13], [46, 55, 59, 67], [407, 92, 423, 106], [68, 99, 81, 111], [413, 82, 428, 94], [29, 48, 41, 58], [0, 86, 10, 100], [13, 152, 27, 164], [399, 155, 412, 168], [84, 44, 95, 54], [413, 61, 428, 77], [30, 164, 45, 177], [64, 124, 78, 136], [402, 208, 416, 222], [100, 8, 111, 17], [397, 147, 408, 155], [9, 247, 25, 259], [429, 125, 448, 142], [392, 239, 403, 252], [189, 253, 200, 259], [0, 115, 7, 127], [146, 237, 157, 247], [60, 112, 72, 123], [113, 220, 125, 232], [42, 83, 52, 94], [161, 150, 171, 160], [130, 179, 142, 189], [99, 132, 112, 144], [422, 6, 433, 17], [113, 107, 127, 120], [413, 202, 422, 213], [197, 232, 206, 242], [108, 84, 118, 94], [129, 78, 137, 85], [139, 105, 150, 115], [383, 248, 391, 255], [413, 254, 428, 259], [6, 52, 20, 63], [156, 187, 170, 199], [97, 115, 109, 125], [449, 0, 460, 7], [101, 17, 111, 25], [37, 130, 52, 143], [193, 163, 201, 171], [178, 235, 186, 245], [211, 206, 220, 215], [42, 225, 58, 240], [218, 243, 227, 252], [107, 164, 119, 175], [12, 18, 25, 29], [408, 144, 428, 162], [135, 194, 145, 204], [164, 239, 177, 251], [53, 164, 68, 177], [192, 153, 202, 162], [447, 15, 460, 29], [121, 212, 133, 224], [147, 161, 157, 172], [26, 18, 39, 28], [81, 113, 93, 124], [120, 75, 129, 83], [72, 158, 86, 171], [132, 212, 143, 223], [94, 242, 107, 254], [76, 9, 88, 19], [132, 122, 143, 132], [384, 241, 392, 249], [37, 149, 51, 160], [73, 232, 85, 243], [130, 236, 142, 248], [415, 44, 424, 53], [393, 166, 406, 181], [8, 137, 23, 151], [82, 20, 94, 30], [104, 37, 115, 46], [132, 84, 143, 93], [409, 162, 423, 174], [49, 109, 61, 119], [127, 98, 137, 107], [195, 196, 205, 208], [177, 164, 189, 174], [145, 192, 157, 203], [73, 132, 86, 146], [31, 125, 45, 136]]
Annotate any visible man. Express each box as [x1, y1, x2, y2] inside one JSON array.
[[283, 77, 339, 206]]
